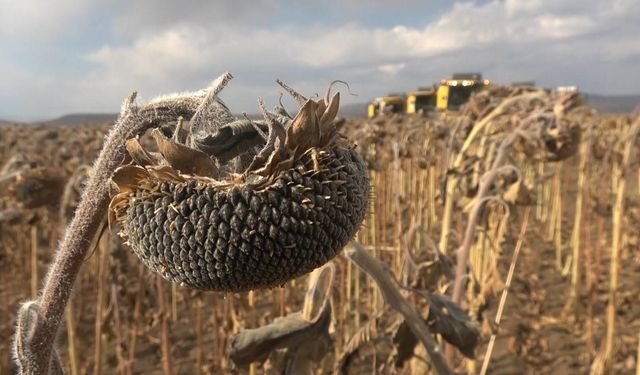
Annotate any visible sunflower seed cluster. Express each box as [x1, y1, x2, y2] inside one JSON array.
[[123, 147, 368, 291]]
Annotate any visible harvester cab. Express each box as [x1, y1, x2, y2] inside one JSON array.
[[436, 73, 490, 111], [368, 94, 406, 118], [406, 86, 437, 114]]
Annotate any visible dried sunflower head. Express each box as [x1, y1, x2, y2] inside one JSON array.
[[5, 167, 66, 209], [109, 74, 369, 292]]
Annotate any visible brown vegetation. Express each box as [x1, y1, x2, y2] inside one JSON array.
[[1, 82, 639, 374]]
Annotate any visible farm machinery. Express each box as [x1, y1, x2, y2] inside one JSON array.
[[368, 73, 490, 118]]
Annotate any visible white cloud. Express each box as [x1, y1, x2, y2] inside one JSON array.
[[109, 0, 276, 37], [378, 63, 406, 75], [81, 0, 638, 89], [0, 0, 98, 42], [1, 0, 639, 120]]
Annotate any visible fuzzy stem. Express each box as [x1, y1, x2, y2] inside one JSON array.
[[13, 88, 206, 374], [30, 226, 38, 298], [16, 93, 138, 373]]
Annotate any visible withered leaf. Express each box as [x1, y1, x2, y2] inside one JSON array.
[[108, 192, 131, 229], [125, 138, 159, 167], [147, 165, 187, 183], [111, 165, 151, 193], [286, 100, 320, 152], [503, 179, 535, 205], [319, 93, 340, 145], [393, 293, 479, 361], [315, 99, 327, 119], [320, 92, 340, 129], [151, 128, 218, 177]]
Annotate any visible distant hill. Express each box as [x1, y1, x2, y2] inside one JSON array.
[[15, 94, 639, 126], [43, 113, 119, 125], [36, 105, 370, 126], [584, 94, 640, 114], [339, 102, 368, 118], [0, 118, 16, 125]]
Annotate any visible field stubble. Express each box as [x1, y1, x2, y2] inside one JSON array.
[[1, 84, 640, 374]]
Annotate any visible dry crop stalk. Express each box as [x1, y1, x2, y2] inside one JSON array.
[[553, 163, 563, 270], [428, 164, 437, 229], [171, 284, 178, 322], [93, 233, 109, 375], [344, 253, 353, 342], [345, 241, 453, 375], [127, 264, 145, 374], [65, 304, 78, 375], [196, 295, 204, 375], [354, 247, 361, 331], [369, 168, 380, 310], [156, 275, 174, 375], [472, 128, 490, 189], [604, 117, 640, 372], [535, 161, 546, 220], [393, 142, 403, 272], [110, 285, 126, 374], [451, 131, 522, 304], [584, 193, 596, 353], [636, 331, 640, 375], [439, 92, 546, 255], [570, 126, 590, 308], [479, 207, 531, 375]]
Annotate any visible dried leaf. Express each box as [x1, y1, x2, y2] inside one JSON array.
[[125, 138, 159, 166], [111, 165, 151, 193], [230, 264, 335, 368], [151, 128, 218, 177], [391, 293, 479, 365], [193, 120, 265, 164], [502, 179, 535, 205], [336, 314, 381, 373], [146, 165, 187, 183], [230, 308, 331, 367], [320, 93, 340, 129], [319, 93, 340, 145], [8, 167, 66, 208], [424, 293, 479, 358], [286, 100, 320, 152], [108, 192, 131, 229]]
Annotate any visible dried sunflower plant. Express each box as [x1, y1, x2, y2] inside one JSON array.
[[12, 72, 370, 373]]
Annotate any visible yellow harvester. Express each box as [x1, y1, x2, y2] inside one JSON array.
[[436, 73, 490, 111], [406, 86, 437, 114], [367, 94, 406, 118]]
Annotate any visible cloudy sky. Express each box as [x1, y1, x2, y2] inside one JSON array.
[[1, 0, 639, 121]]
